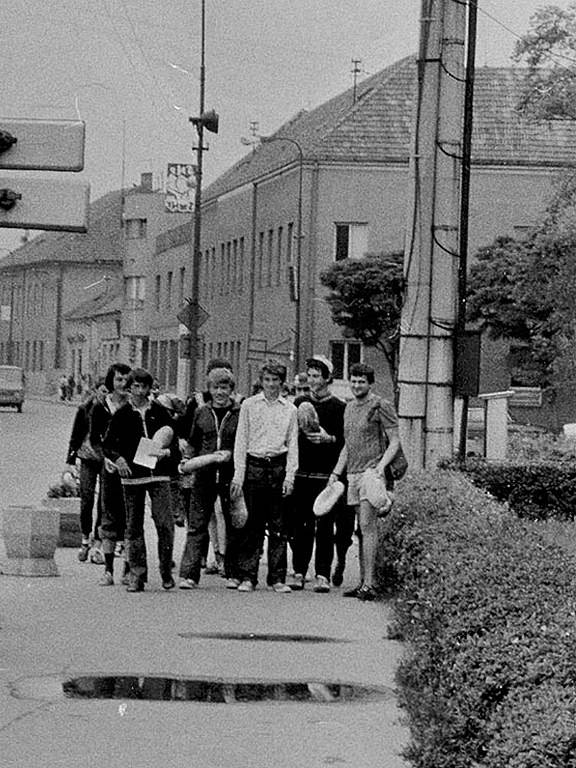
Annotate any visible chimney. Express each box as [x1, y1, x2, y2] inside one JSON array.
[[140, 172, 153, 192]]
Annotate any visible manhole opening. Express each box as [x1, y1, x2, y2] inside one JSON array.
[[60, 676, 389, 704], [178, 632, 349, 643]]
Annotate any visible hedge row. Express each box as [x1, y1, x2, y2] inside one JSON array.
[[439, 457, 576, 521], [378, 470, 576, 768]]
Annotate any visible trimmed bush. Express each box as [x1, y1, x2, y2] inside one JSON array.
[[440, 457, 576, 520], [380, 470, 576, 768]]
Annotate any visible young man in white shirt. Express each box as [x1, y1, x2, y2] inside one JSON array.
[[230, 359, 298, 593]]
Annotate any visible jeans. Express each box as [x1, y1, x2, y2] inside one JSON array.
[[289, 474, 342, 580], [79, 459, 103, 539], [123, 481, 174, 583], [99, 468, 126, 555], [179, 478, 240, 583], [236, 456, 288, 586]]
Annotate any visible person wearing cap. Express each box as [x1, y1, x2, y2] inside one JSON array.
[[177, 367, 242, 590], [328, 362, 400, 601], [230, 359, 298, 593], [288, 355, 349, 593]]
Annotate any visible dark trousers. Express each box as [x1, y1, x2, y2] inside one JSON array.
[[79, 459, 103, 539], [179, 478, 240, 583], [334, 504, 356, 565], [236, 456, 288, 586], [99, 468, 126, 555], [290, 475, 343, 580], [123, 481, 174, 583]]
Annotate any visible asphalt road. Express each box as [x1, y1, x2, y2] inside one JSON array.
[[0, 397, 410, 768], [0, 397, 72, 508]]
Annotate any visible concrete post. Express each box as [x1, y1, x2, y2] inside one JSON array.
[[478, 390, 514, 460]]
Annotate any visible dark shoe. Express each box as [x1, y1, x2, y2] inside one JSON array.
[[342, 583, 363, 598], [126, 578, 144, 593], [357, 585, 377, 602], [162, 577, 176, 590], [313, 575, 331, 593], [77, 543, 90, 562], [98, 570, 114, 587], [287, 573, 305, 591], [332, 560, 345, 587]]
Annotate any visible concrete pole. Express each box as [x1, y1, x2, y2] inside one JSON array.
[[398, 0, 467, 468]]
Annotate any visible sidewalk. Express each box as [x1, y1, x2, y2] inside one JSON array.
[[0, 525, 409, 768]]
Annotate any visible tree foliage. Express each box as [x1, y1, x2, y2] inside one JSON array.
[[319, 252, 404, 387], [514, 4, 576, 119], [467, 172, 576, 389]]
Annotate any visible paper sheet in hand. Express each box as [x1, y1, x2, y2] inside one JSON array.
[[133, 437, 158, 469]]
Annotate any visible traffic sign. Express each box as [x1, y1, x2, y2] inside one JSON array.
[[177, 300, 209, 331], [0, 118, 85, 171], [0, 176, 89, 232]]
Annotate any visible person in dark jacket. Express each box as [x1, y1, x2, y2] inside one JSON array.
[[103, 368, 180, 592], [66, 376, 108, 562], [178, 367, 241, 589], [90, 362, 132, 581]]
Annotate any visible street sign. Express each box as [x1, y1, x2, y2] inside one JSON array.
[[165, 163, 195, 213], [176, 300, 209, 331], [0, 176, 90, 232], [0, 118, 85, 171]]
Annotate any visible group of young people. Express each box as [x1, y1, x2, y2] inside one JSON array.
[[66, 354, 400, 600]]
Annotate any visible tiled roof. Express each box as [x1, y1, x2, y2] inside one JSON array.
[[204, 57, 576, 202], [0, 188, 124, 270], [64, 287, 123, 321]]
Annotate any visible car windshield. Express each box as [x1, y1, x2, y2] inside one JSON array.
[[0, 368, 23, 387]]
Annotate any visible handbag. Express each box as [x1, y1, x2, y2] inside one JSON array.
[[389, 445, 408, 480]]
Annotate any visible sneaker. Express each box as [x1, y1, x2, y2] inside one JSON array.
[[162, 577, 176, 590], [89, 546, 105, 565], [225, 578, 240, 589], [114, 541, 125, 558], [357, 585, 377, 602], [77, 543, 90, 563], [179, 578, 198, 590], [237, 580, 255, 592], [126, 578, 144, 593], [99, 571, 114, 587], [332, 560, 345, 587], [270, 582, 292, 594], [342, 583, 363, 598], [121, 573, 131, 586], [287, 573, 305, 591], [313, 575, 331, 593]]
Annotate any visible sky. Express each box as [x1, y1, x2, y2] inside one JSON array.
[[0, 0, 572, 252]]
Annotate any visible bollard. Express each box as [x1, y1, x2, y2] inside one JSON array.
[[1, 506, 60, 576]]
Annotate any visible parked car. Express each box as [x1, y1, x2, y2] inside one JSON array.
[[0, 365, 25, 412]]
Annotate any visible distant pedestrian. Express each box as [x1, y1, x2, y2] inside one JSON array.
[[59, 374, 68, 401], [329, 363, 400, 601], [67, 374, 75, 400], [103, 368, 180, 593], [230, 359, 298, 593]]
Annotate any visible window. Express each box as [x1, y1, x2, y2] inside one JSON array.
[[232, 239, 238, 292], [166, 271, 173, 310], [159, 341, 168, 387], [277, 227, 283, 286], [168, 340, 178, 388], [258, 232, 265, 288], [155, 275, 161, 312], [149, 341, 158, 378], [226, 242, 232, 293], [334, 223, 368, 261], [125, 277, 145, 305], [125, 218, 147, 239], [239, 237, 245, 293], [267, 229, 274, 287], [330, 340, 362, 379], [220, 244, 225, 295], [179, 267, 186, 306]]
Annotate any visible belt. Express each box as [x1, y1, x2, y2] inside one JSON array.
[[247, 453, 286, 467]]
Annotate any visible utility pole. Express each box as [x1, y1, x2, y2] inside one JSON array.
[[398, 0, 467, 468], [351, 59, 362, 104], [187, 0, 218, 395]]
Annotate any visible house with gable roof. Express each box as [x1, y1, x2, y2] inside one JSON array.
[[152, 55, 576, 410]]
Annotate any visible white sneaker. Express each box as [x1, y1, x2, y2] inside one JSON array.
[[225, 578, 240, 589], [179, 578, 198, 590], [313, 575, 331, 593], [270, 582, 292, 594], [237, 580, 254, 592]]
